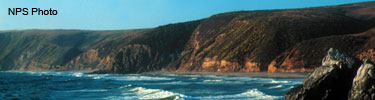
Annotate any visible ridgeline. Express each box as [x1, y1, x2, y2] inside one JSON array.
[[1, 2, 375, 74]]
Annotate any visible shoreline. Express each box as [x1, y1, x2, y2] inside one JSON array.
[[144, 71, 309, 78], [2, 70, 310, 78]]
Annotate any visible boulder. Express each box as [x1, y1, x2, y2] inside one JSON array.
[[285, 48, 360, 100], [349, 59, 375, 100], [285, 66, 340, 100], [322, 48, 355, 69]]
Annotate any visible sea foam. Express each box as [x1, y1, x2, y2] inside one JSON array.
[[197, 89, 282, 100], [129, 87, 187, 100]]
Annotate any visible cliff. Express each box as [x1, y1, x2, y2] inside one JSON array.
[[0, 29, 147, 71], [0, 2, 375, 73], [0, 20, 201, 73], [167, 1, 375, 72], [93, 20, 201, 73]]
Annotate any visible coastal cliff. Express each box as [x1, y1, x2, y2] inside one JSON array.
[[167, 1, 375, 72], [0, 2, 375, 73]]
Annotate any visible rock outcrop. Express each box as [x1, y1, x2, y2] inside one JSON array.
[[349, 59, 375, 100], [322, 48, 356, 69], [285, 48, 375, 100]]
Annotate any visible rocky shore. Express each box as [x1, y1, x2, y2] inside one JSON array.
[[285, 48, 375, 100]]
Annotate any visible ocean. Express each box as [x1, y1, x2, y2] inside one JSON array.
[[0, 71, 303, 100]]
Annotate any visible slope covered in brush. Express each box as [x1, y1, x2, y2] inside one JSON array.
[[94, 20, 201, 73], [0, 30, 143, 71], [1, 2, 375, 73], [167, 1, 375, 72], [268, 27, 375, 72]]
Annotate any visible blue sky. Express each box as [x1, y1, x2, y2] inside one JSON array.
[[0, 0, 374, 30]]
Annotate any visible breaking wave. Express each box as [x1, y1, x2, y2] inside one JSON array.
[[203, 79, 223, 82], [270, 80, 290, 84], [64, 89, 108, 92], [106, 75, 174, 81], [269, 85, 283, 89], [129, 87, 187, 100], [197, 89, 282, 100], [1, 71, 304, 100]]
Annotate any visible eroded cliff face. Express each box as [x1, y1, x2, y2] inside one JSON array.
[[0, 20, 200, 73], [105, 44, 153, 73], [169, 2, 375, 72], [61, 49, 113, 71], [0, 29, 146, 71], [92, 20, 202, 74], [268, 27, 375, 72]]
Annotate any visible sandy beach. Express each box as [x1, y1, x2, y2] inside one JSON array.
[[144, 71, 309, 78]]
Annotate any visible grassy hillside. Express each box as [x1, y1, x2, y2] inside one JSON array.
[[1, 2, 375, 73], [167, 1, 375, 72], [268, 27, 375, 72], [0, 29, 144, 71]]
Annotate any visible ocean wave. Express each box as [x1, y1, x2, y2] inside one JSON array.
[[129, 87, 187, 100], [284, 86, 295, 90], [156, 81, 186, 85], [64, 89, 108, 92], [130, 87, 160, 94], [199, 79, 243, 84], [119, 84, 132, 89], [86, 74, 109, 80], [290, 81, 303, 85], [9, 71, 87, 78], [270, 80, 290, 84], [197, 89, 282, 100], [268, 85, 283, 89], [5, 71, 45, 76], [204, 75, 225, 79], [72, 72, 83, 77], [239, 89, 282, 100], [161, 74, 179, 76], [222, 77, 276, 83], [182, 74, 201, 77], [107, 76, 173, 81], [203, 79, 223, 82]]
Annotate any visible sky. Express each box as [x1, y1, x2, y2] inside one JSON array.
[[0, 0, 374, 30]]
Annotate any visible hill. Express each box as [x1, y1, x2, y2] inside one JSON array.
[[0, 29, 146, 71], [1, 2, 375, 73], [166, 1, 375, 72]]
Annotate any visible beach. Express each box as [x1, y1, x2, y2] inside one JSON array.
[[145, 71, 309, 78]]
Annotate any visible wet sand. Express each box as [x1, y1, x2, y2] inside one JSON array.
[[145, 71, 309, 78]]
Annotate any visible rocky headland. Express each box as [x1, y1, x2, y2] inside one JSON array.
[[285, 48, 375, 100]]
